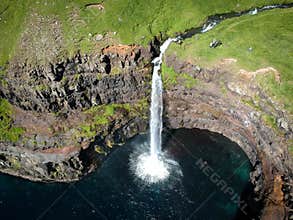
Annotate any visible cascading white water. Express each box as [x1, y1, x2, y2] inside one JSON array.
[[150, 38, 178, 158], [129, 3, 288, 184], [130, 38, 180, 184]]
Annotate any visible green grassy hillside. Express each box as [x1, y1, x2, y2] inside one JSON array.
[[168, 8, 293, 113], [0, 0, 292, 66]]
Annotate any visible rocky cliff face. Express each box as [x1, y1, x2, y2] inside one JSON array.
[[0, 38, 292, 218], [163, 54, 292, 219], [2, 45, 153, 112], [0, 44, 155, 182]]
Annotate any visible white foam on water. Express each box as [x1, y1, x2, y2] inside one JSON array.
[[132, 38, 180, 184], [134, 153, 169, 183]]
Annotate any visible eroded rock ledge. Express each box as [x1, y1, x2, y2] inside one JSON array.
[[2, 44, 153, 112], [163, 54, 292, 219], [0, 38, 292, 218], [0, 43, 157, 182]]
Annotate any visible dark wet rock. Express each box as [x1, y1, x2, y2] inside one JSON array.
[[163, 54, 293, 220], [0, 32, 292, 219], [1, 47, 152, 113], [0, 44, 152, 182]]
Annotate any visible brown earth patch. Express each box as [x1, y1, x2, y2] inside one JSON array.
[[239, 67, 281, 83], [102, 45, 139, 58], [218, 58, 237, 66], [261, 174, 287, 220]]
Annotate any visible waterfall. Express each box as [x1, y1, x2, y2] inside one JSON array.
[[129, 38, 180, 184], [150, 38, 178, 158], [129, 3, 292, 184]]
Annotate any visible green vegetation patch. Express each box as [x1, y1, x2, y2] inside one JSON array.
[[161, 63, 178, 86], [181, 73, 198, 89], [35, 84, 49, 92], [169, 8, 293, 113], [1, 0, 292, 66], [261, 113, 284, 136], [262, 114, 278, 131], [0, 99, 24, 142], [95, 146, 107, 155], [161, 63, 197, 89], [8, 157, 21, 170], [0, 1, 31, 66], [241, 97, 262, 112], [76, 100, 148, 140], [256, 72, 293, 113], [78, 103, 127, 138]]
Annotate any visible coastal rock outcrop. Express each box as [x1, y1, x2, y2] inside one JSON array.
[[0, 38, 291, 219], [163, 54, 292, 219], [2, 45, 152, 113], [0, 44, 153, 182]]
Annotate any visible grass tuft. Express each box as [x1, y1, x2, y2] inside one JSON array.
[[76, 101, 147, 140], [0, 99, 24, 142], [161, 63, 197, 89]]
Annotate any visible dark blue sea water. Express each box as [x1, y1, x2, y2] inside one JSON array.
[[0, 129, 253, 219]]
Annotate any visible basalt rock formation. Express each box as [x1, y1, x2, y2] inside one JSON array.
[[2, 45, 152, 112], [163, 54, 292, 219], [0, 35, 292, 218], [0, 43, 155, 182]]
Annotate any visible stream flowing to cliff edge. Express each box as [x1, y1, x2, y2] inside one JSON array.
[[1, 3, 292, 219], [131, 3, 293, 185], [181, 3, 292, 39]]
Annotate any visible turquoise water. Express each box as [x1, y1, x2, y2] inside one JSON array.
[[0, 129, 253, 219]]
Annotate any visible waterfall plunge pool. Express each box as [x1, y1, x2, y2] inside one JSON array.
[[0, 128, 256, 219]]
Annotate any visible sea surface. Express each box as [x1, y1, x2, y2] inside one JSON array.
[[0, 128, 253, 219]]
